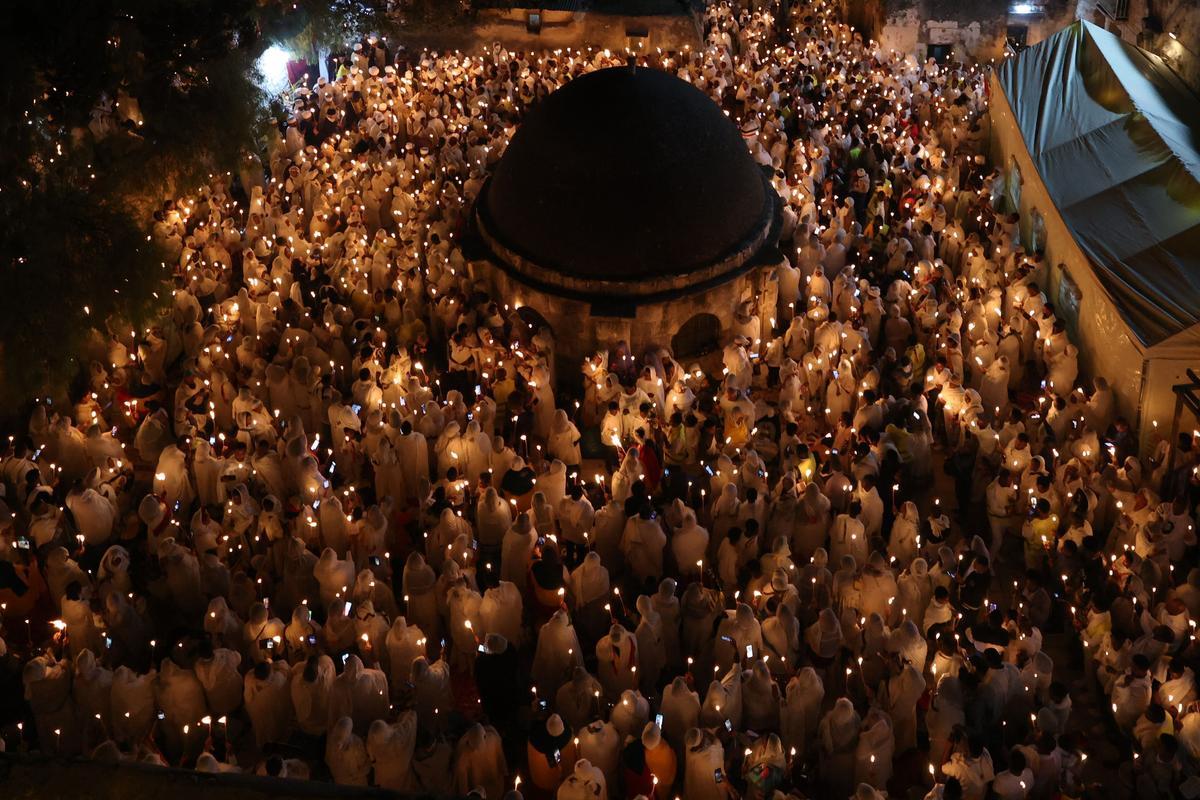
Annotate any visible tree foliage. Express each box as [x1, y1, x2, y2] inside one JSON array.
[[0, 0, 391, 414]]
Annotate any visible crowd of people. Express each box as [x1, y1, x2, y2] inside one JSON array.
[[1, 1, 1199, 799]]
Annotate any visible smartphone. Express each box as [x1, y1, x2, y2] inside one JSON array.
[[724, 719, 732, 732], [306, 634, 318, 646], [655, 713, 664, 728], [714, 768, 726, 783], [745, 644, 754, 659], [369, 555, 381, 567], [341, 653, 350, 666], [265, 639, 275, 649], [351, 404, 362, 414], [539, 699, 549, 711], [16, 537, 30, 550], [550, 749, 561, 767], [157, 711, 166, 720], [344, 601, 352, 617], [477, 643, 487, 654]]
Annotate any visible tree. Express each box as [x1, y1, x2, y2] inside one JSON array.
[[0, 0, 391, 414]]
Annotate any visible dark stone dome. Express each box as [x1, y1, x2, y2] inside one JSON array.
[[474, 65, 776, 294]]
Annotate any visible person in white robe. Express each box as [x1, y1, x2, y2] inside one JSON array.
[[532, 609, 585, 697], [368, 713, 418, 790], [327, 716, 371, 786], [244, 660, 292, 748]]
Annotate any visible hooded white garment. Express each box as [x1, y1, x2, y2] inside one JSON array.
[[428, 507, 472, 571], [327, 716, 371, 785], [244, 661, 292, 747], [411, 656, 455, 732], [59, 593, 102, 660], [621, 513, 667, 582], [661, 676, 701, 753], [328, 654, 389, 733], [72, 650, 113, 728], [762, 604, 801, 675], [895, 557, 932, 625], [672, 508, 709, 578], [590, 500, 626, 573], [927, 674, 966, 766], [243, 603, 286, 664], [480, 580, 525, 648], [110, 664, 157, 744], [610, 689, 651, 741], [980, 355, 1010, 417], [368, 712, 417, 790], [152, 444, 193, 510], [1112, 669, 1152, 731], [683, 728, 726, 800], [854, 707, 896, 790], [596, 624, 639, 700], [283, 604, 318, 657], [23, 655, 80, 755], [892, 503, 916, 566], [476, 487, 514, 548], [203, 596, 242, 650], [795, 483, 832, 558], [700, 666, 744, 730], [557, 757, 608, 800], [571, 551, 611, 609], [154, 658, 208, 758], [67, 488, 116, 546], [742, 660, 781, 731], [453, 723, 508, 800], [889, 619, 929, 672], [192, 439, 225, 506], [447, 584, 484, 670], [634, 594, 666, 693], [532, 610, 585, 696], [459, 420, 492, 483], [555, 668, 605, 732], [315, 547, 357, 607], [98, 544, 133, 598], [395, 428, 430, 498], [819, 697, 862, 799], [402, 553, 440, 642], [158, 538, 204, 619], [549, 410, 582, 466], [577, 720, 621, 790], [319, 493, 350, 556], [884, 662, 927, 752], [500, 517, 537, 588], [860, 554, 899, 621], [781, 667, 825, 757], [830, 512, 868, 566], [806, 607, 844, 659], [194, 648, 243, 716], [385, 617, 427, 685], [290, 655, 335, 736]]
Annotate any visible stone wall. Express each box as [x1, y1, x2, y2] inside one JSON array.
[[876, 0, 1009, 61], [1083, 0, 1200, 93], [472, 9, 702, 52], [474, 258, 772, 374], [873, 0, 1087, 62]]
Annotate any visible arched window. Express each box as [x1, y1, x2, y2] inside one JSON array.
[[672, 313, 722, 360], [514, 305, 553, 339]]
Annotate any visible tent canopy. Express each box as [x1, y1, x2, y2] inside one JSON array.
[[995, 20, 1200, 347]]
